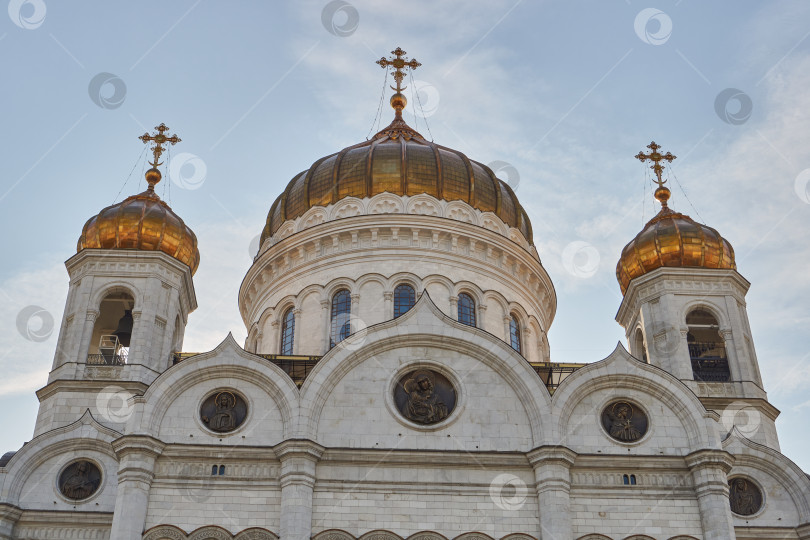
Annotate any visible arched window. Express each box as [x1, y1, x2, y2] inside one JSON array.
[[89, 291, 135, 365], [393, 284, 416, 318], [686, 308, 730, 382], [330, 289, 352, 349], [509, 315, 522, 353], [634, 328, 647, 363], [279, 307, 295, 355], [457, 293, 476, 327]]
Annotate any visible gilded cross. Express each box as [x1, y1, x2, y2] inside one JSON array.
[[635, 141, 676, 187], [376, 47, 421, 93], [139, 123, 181, 168]]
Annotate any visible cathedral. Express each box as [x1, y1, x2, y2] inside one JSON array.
[[1, 47, 809, 540]]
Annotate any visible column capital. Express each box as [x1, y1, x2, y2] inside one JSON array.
[[796, 522, 810, 540], [85, 309, 100, 322], [274, 438, 325, 462], [527, 445, 577, 468], [685, 449, 735, 474], [111, 434, 166, 460], [383, 291, 394, 301]]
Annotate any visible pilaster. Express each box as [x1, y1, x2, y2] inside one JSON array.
[[685, 449, 736, 540], [527, 445, 577, 540], [275, 439, 325, 540], [109, 435, 165, 540]]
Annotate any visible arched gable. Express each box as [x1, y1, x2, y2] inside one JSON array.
[[551, 343, 717, 452], [136, 334, 300, 441], [297, 293, 550, 446], [1, 410, 120, 507]]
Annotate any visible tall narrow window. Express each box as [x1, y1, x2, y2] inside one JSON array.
[[634, 329, 647, 363], [280, 307, 295, 355], [393, 284, 416, 318], [457, 293, 476, 327], [687, 308, 730, 382], [330, 289, 352, 348], [509, 315, 522, 353]]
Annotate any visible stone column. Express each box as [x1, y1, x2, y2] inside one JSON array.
[[685, 449, 736, 540], [77, 309, 99, 363], [449, 295, 458, 320], [320, 299, 330, 353], [0, 504, 22, 540], [384, 291, 394, 319], [109, 435, 165, 540], [276, 439, 325, 540], [527, 445, 577, 540], [292, 309, 302, 354]]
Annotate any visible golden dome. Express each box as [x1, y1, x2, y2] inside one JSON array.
[[261, 116, 532, 245], [616, 188, 735, 295], [77, 168, 200, 274]]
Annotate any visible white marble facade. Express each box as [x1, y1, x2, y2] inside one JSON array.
[[1, 191, 810, 540]]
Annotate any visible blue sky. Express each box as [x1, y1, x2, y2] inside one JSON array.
[[1, 1, 809, 471]]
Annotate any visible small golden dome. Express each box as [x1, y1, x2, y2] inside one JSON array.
[[616, 192, 735, 295], [77, 168, 200, 274]]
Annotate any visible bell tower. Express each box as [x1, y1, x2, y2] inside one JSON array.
[[615, 142, 778, 450], [35, 124, 199, 436]]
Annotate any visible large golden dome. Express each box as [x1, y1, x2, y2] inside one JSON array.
[[616, 187, 735, 295], [261, 103, 532, 246], [78, 168, 200, 274]]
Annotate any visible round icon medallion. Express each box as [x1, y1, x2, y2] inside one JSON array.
[[393, 369, 456, 425], [601, 400, 649, 443], [729, 477, 763, 516], [59, 460, 102, 500], [200, 390, 248, 433]]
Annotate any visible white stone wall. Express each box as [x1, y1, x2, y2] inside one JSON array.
[[314, 345, 534, 452], [569, 493, 704, 538]]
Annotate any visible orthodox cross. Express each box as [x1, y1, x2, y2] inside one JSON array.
[[635, 141, 676, 187], [139, 123, 181, 168], [376, 47, 421, 93]]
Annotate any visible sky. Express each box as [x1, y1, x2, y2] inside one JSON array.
[[1, 1, 809, 471]]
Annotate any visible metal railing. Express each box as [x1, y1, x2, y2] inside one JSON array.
[[86, 354, 127, 366], [530, 362, 585, 394], [688, 341, 731, 382]]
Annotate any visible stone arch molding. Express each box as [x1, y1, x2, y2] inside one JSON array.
[[0, 409, 120, 506], [297, 292, 551, 443], [261, 194, 529, 254], [143, 525, 277, 540], [551, 342, 718, 452], [135, 333, 300, 439]]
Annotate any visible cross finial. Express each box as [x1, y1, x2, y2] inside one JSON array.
[[376, 47, 421, 94], [635, 141, 676, 207], [139, 123, 181, 168]]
